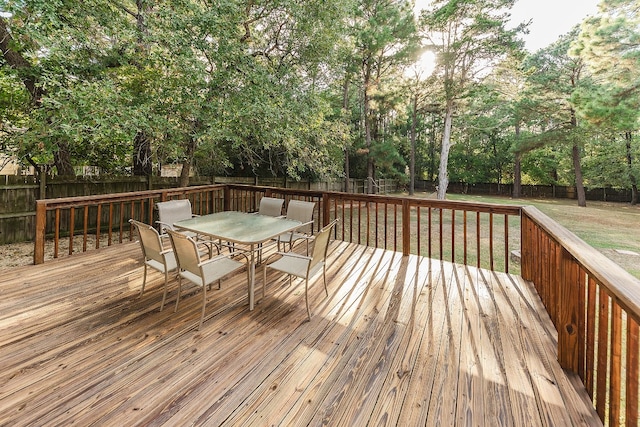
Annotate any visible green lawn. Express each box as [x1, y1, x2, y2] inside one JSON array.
[[446, 193, 640, 279]]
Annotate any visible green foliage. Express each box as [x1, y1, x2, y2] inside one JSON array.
[[0, 0, 637, 194]]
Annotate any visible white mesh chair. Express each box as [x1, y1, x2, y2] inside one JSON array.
[[263, 219, 337, 320], [251, 197, 285, 262], [156, 199, 198, 238], [129, 219, 177, 311], [257, 196, 284, 217], [166, 229, 249, 330], [276, 200, 316, 254]]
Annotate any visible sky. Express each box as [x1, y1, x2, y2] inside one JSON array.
[[414, 0, 602, 52], [508, 0, 601, 51]]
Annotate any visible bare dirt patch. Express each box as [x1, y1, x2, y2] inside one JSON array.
[[0, 234, 132, 271]]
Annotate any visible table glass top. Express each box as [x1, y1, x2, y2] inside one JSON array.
[[174, 211, 302, 245]]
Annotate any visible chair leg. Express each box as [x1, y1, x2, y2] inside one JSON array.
[[262, 265, 267, 301], [304, 278, 311, 321], [323, 263, 328, 296], [160, 270, 169, 311], [198, 284, 207, 330], [174, 276, 183, 312], [139, 264, 148, 297]]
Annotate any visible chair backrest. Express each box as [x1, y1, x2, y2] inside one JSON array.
[[166, 229, 201, 276], [130, 219, 166, 264], [157, 199, 193, 232], [309, 219, 338, 270], [258, 197, 284, 217], [286, 200, 315, 233]]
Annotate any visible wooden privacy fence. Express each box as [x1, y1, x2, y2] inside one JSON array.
[[522, 206, 640, 426], [32, 184, 640, 425]]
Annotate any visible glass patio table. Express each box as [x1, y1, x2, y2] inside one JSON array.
[[173, 211, 302, 310]]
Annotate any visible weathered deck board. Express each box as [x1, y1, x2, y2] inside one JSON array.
[[0, 240, 601, 426]]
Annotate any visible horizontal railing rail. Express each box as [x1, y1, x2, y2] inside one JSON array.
[[31, 184, 639, 425], [34, 185, 227, 264], [522, 206, 640, 426]]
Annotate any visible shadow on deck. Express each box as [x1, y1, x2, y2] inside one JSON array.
[[0, 240, 601, 426]]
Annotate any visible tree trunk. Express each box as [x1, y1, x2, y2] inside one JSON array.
[[625, 131, 638, 205], [179, 160, 190, 187], [342, 74, 351, 193], [572, 143, 586, 207], [53, 141, 75, 176], [409, 94, 418, 195], [512, 122, 522, 198], [363, 66, 374, 195], [429, 112, 436, 182], [178, 123, 201, 187], [133, 130, 153, 176], [513, 152, 522, 198], [437, 103, 454, 200]]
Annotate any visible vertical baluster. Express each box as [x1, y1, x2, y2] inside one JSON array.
[[438, 208, 443, 261], [417, 206, 421, 257], [463, 210, 467, 266], [489, 211, 494, 271], [476, 212, 481, 268], [451, 209, 455, 263], [585, 277, 597, 398], [504, 214, 509, 273], [54, 208, 60, 259], [428, 207, 432, 259], [596, 289, 610, 421], [108, 203, 114, 246], [609, 302, 622, 426], [96, 203, 102, 249], [119, 201, 124, 243], [83, 205, 89, 252], [626, 317, 639, 426], [69, 207, 75, 255]]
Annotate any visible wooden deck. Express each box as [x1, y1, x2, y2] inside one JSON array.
[[0, 240, 601, 426]]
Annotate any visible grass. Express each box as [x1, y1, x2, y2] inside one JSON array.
[[445, 193, 640, 279]]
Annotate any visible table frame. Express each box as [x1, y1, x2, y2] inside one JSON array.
[[173, 211, 302, 310]]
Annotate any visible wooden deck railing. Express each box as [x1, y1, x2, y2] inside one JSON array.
[[522, 206, 640, 426], [32, 184, 639, 425]]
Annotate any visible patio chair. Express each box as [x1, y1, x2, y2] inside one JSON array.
[[251, 196, 285, 262], [156, 199, 198, 238], [129, 219, 177, 311], [263, 219, 338, 321], [276, 200, 316, 254], [256, 196, 284, 217], [166, 229, 249, 330]]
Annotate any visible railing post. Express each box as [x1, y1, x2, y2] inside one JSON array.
[[223, 185, 230, 212], [520, 213, 532, 282], [402, 199, 410, 256], [34, 200, 47, 265], [558, 248, 581, 373], [322, 193, 331, 228]]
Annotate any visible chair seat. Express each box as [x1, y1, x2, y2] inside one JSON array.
[[146, 252, 177, 273], [180, 255, 246, 288], [267, 253, 322, 279], [263, 219, 338, 320], [167, 229, 249, 330]]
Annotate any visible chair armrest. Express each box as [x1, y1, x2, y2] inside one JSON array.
[[195, 239, 220, 257], [156, 220, 173, 232], [277, 252, 312, 261], [264, 252, 311, 264], [199, 251, 249, 267]]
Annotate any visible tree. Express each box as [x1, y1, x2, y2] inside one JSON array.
[[420, 0, 524, 200], [404, 50, 437, 195], [352, 0, 418, 194], [523, 28, 592, 206], [572, 0, 640, 204]]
